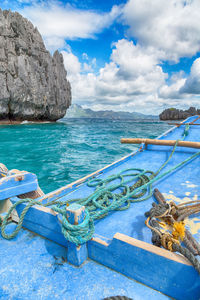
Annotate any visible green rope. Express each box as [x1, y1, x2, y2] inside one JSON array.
[[182, 124, 190, 137], [2, 125, 199, 245]]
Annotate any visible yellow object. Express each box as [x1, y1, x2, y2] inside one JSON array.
[[172, 221, 185, 241], [161, 233, 180, 252], [168, 240, 173, 252]]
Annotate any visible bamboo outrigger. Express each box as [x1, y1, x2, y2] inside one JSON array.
[[121, 138, 200, 148], [168, 122, 200, 126]]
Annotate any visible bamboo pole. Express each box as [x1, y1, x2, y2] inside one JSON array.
[[167, 123, 200, 126], [167, 116, 200, 127], [120, 138, 200, 149]]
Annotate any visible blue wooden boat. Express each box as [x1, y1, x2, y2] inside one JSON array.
[[0, 115, 200, 299]]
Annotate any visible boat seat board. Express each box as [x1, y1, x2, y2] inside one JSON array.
[[0, 172, 38, 201]]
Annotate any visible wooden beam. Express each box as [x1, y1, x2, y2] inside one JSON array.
[[121, 138, 200, 148], [12, 198, 196, 267], [113, 233, 191, 265], [0, 172, 38, 201], [168, 123, 200, 126], [88, 233, 200, 299]]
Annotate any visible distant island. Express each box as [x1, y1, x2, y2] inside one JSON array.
[[64, 104, 158, 120], [159, 107, 200, 120]]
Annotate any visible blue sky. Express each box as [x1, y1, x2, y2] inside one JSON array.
[[1, 0, 200, 113]]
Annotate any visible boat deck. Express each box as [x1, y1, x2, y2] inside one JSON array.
[[4, 115, 200, 299], [0, 223, 169, 299]]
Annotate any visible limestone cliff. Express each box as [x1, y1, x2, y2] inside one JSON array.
[[159, 107, 200, 120], [0, 9, 71, 122]]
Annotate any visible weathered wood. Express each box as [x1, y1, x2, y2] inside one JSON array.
[[169, 116, 200, 127], [168, 123, 200, 126], [89, 233, 200, 300], [0, 199, 19, 222], [121, 138, 200, 148], [11, 198, 195, 266], [153, 188, 166, 204], [0, 172, 38, 201], [66, 203, 88, 266]]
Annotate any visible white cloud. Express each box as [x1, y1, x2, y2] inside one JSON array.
[[158, 57, 200, 102], [20, 2, 122, 50], [61, 49, 98, 79], [111, 40, 160, 79], [44, 36, 67, 52], [180, 58, 200, 94], [63, 39, 168, 113], [159, 72, 187, 99], [83, 63, 93, 72], [122, 0, 200, 62], [62, 38, 200, 113], [159, 79, 186, 99], [98, 39, 166, 96], [61, 51, 81, 78]]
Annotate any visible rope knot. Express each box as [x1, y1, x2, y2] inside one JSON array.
[[58, 208, 95, 246], [161, 233, 179, 252], [169, 201, 178, 217], [145, 202, 169, 218]]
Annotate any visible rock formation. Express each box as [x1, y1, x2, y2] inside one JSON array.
[[0, 9, 71, 122], [159, 107, 200, 120]]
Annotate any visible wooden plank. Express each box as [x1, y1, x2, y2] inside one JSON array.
[[113, 233, 191, 265], [88, 233, 200, 300], [11, 199, 196, 266], [0, 172, 38, 201], [121, 138, 200, 148], [13, 201, 68, 247]]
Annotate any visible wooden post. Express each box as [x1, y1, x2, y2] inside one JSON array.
[[66, 203, 88, 266]]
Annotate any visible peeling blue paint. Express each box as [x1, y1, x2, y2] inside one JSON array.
[[0, 224, 169, 299]]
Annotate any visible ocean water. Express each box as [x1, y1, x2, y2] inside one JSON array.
[[0, 118, 172, 193]]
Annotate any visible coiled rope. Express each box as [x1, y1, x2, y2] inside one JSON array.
[[1, 125, 200, 246], [145, 198, 200, 274]]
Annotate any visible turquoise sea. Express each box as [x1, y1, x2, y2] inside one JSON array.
[[0, 118, 172, 193]]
